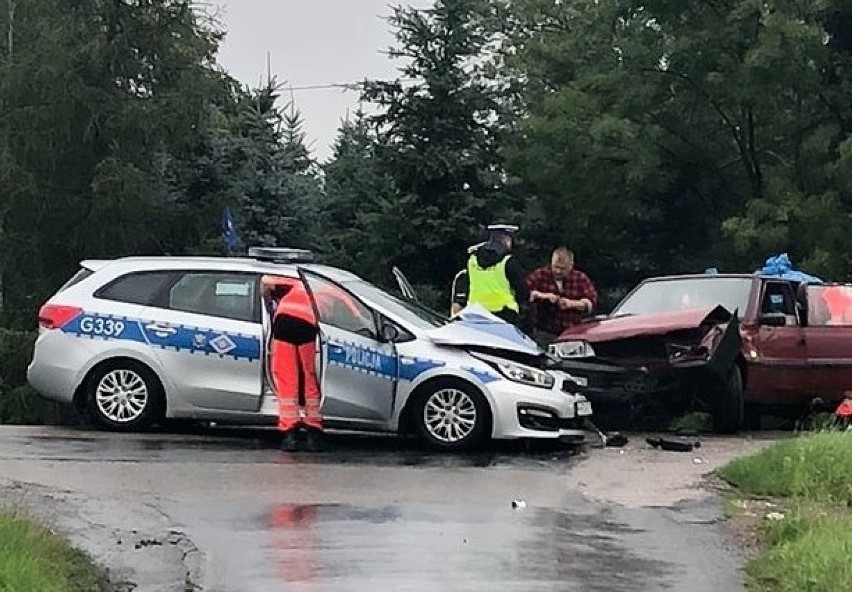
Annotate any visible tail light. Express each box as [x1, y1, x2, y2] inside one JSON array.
[[38, 304, 83, 330]]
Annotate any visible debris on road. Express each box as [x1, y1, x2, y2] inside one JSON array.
[[511, 499, 527, 510], [134, 538, 164, 550], [645, 436, 702, 452], [604, 432, 629, 447], [584, 418, 629, 448]]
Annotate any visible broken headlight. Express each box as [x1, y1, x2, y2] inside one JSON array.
[[470, 352, 555, 389], [494, 361, 555, 389], [548, 341, 596, 359]]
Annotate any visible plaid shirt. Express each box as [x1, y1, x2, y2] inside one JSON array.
[[526, 266, 598, 335]]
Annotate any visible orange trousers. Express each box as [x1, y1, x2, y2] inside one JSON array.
[[271, 340, 322, 432]]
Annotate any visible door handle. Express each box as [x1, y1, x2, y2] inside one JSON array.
[[145, 322, 177, 336]]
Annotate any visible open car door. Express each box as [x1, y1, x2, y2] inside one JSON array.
[[391, 266, 418, 302], [804, 283, 852, 399], [296, 267, 399, 429]]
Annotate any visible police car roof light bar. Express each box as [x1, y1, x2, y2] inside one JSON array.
[[247, 246, 316, 264]]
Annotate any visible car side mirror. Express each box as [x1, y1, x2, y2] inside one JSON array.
[[759, 312, 787, 327], [380, 323, 400, 343]]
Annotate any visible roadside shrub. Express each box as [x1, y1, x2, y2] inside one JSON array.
[[0, 329, 59, 425], [722, 433, 852, 592], [719, 431, 852, 507], [0, 329, 36, 386], [745, 505, 852, 592], [0, 385, 53, 425]]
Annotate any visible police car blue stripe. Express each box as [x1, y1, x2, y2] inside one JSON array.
[[462, 366, 501, 384], [326, 340, 445, 382], [398, 356, 445, 381], [61, 311, 261, 362], [62, 313, 148, 345], [327, 341, 396, 381]]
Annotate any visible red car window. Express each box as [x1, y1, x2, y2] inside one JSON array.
[[807, 285, 852, 326]]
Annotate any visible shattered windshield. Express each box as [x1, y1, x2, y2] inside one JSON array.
[[344, 280, 449, 329], [611, 277, 753, 317]]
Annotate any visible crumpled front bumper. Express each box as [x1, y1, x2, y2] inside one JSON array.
[[556, 359, 670, 403], [487, 371, 592, 441], [553, 316, 744, 407]]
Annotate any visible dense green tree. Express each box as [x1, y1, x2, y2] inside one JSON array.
[[0, 2, 322, 328], [0, 0, 227, 327], [494, 0, 852, 300], [165, 79, 323, 257], [319, 110, 397, 281], [4, 0, 852, 333], [223, 82, 322, 252], [352, 0, 515, 294]]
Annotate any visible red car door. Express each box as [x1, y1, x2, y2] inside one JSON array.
[[804, 284, 852, 402], [745, 280, 812, 404]]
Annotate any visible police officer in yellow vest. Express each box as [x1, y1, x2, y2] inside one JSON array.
[[451, 224, 530, 326], [449, 241, 484, 316]]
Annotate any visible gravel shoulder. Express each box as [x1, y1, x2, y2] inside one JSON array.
[[571, 432, 786, 507]]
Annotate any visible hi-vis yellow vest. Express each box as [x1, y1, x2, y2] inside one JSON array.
[[467, 254, 519, 312]]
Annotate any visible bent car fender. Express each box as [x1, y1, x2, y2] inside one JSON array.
[[705, 313, 742, 377]]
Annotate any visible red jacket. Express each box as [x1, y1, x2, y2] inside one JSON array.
[[272, 283, 318, 346], [274, 283, 317, 326]]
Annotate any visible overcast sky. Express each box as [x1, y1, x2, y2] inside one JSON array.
[[214, 1, 429, 163]]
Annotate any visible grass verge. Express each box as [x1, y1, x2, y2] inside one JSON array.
[[718, 430, 852, 592], [0, 510, 111, 592]]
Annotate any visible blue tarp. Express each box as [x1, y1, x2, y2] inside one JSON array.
[[756, 253, 824, 284]]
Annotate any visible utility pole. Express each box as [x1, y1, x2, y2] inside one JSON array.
[[1, 0, 15, 317], [6, 0, 13, 60], [266, 50, 271, 87]]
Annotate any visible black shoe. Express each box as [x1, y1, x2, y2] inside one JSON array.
[[304, 429, 324, 452], [280, 431, 299, 452]]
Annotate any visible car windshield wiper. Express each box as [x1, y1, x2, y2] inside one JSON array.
[[607, 312, 634, 319]]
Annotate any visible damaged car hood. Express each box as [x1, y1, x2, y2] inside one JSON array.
[[425, 305, 542, 356], [560, 306, 733, 343]]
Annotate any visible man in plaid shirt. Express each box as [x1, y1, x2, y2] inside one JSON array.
[[526, 247, 598, 343]]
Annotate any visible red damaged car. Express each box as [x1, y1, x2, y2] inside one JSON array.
[[550, 273, 852, 432]]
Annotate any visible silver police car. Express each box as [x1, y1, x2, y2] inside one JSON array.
[[27, 248, 592, 449]]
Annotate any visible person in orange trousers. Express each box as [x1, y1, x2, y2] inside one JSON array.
[[263, 276, 324, 452]]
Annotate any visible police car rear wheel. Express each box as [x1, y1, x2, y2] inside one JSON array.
[[413, 380, 490, 451], [87, 362, 162, 431]]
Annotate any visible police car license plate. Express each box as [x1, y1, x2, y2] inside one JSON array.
[[575, 401, 593, 416]]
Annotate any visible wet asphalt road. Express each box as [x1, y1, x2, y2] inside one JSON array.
[[0, 426, 748, 592]]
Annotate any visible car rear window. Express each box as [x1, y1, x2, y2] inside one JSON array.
[[57, 267, 95, 293], [94, 272, 176, 306]]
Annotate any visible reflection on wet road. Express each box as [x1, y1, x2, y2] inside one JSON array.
[[0, 426, 745, 591], [259, 503, 665, 592]]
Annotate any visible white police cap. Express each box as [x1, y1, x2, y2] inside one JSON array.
[[487, 224, 519, 234]]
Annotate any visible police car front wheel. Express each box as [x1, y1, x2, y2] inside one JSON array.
[[413, 379, 490, 451], [86, 361, 163, 431]]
